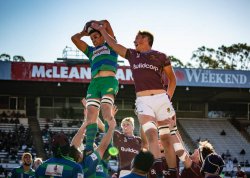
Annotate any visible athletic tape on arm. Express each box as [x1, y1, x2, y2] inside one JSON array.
[[173, 143, 187, 162]]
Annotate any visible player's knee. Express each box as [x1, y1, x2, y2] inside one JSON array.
[[160, 134, 171, 146]]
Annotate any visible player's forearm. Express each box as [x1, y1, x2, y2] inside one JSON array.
[[167, 81, 176, 100], [71, 32, 85, 43], [99, 28, 126, 58], [100, 28, 116, 47], [71, 32, 88, 52], [100, 128, 114, 149], [71, 125, 86, 148], [100, 20, 115, 38], [167, 74, 176, 99], [97, 117, 105, 132]]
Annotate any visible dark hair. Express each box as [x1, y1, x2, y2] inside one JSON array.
[[89, 29, 101, 36], [198, 141, 215, 162], [201, 153, 225, 175], [51, 133, 70, 158], [138, 31, 154, 47], [133, 150, 154, 172], [69, 145, 81, 162]]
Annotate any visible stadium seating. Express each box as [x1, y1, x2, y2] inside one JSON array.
[[178, 118, 250, 164]]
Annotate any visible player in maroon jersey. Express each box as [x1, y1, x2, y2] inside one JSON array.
[[91, 23, 185, 178], [200, 153, 225, 178], [180, 140, 215, 178], [113, 117, 142, 177], [236, 165, 247, 178]]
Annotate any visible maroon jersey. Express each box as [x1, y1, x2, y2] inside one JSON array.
[[236, 170, 247, 178], [113, 130, 141, 171], [148, 157, 180, 178], [125, 49, 171, 93], [180, 161, 202, 178]]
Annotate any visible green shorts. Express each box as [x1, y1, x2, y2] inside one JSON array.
[[86, 76, 119, 99]]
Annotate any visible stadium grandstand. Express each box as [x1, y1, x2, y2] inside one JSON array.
[[0, 52, 250, 177]]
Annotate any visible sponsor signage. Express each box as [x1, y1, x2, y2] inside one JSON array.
[[175, 68, 250, 88], [1, 62, 249, 88], [11, 62, 133, 84]]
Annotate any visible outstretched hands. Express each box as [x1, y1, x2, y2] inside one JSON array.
[[112, 105, 118, 117], [107, 117, 117, 130], [91, 21, 106, 31], [157, 115, 176, 130], [81, 97, 87, 108]]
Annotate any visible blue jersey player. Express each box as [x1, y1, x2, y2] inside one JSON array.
[[70, 116, 116, 177], [35, 133, 83, 178]]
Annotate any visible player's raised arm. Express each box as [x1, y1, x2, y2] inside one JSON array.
[[91, 22, 127, 58], [71, 22, 90, 52], [97, 117, 116, 158], [163, 65, 176, 100], [71, 121, 88, 149]]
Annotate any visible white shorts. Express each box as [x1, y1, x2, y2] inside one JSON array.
[[135, 93, 175, 121]]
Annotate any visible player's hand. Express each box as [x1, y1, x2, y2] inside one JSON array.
[[83, 20, 94, 33], [157, 115, 176, 130], [91, 22, 105, 31], [81, 98, 87, 108], [168, 115, 176, 130], [111, 173, 118, 178], [112, 105, 118, 117], [81, 98, 87, 118], [108, 118, 116, 130]]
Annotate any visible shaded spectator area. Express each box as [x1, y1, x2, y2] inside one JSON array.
[[178, 118, 250, 166], [38, 117, 104, 157], [0, 115, 36, 177]]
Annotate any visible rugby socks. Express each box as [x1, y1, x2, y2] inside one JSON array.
[[104, 120, 109, 133], [85, 123, 98, 152], [104, 120, 113, 148]]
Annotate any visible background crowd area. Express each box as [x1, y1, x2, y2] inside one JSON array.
[[0, 110, 250, 178]]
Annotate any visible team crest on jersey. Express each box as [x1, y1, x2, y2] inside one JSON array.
[[45, 164, 63, 176], [92, 46, 110, 59], [106, 88, 114, 92], [77, 173, 84, 178], [96, 165, 104, 172], [123, 137, 127, 142], [136, 53, 140, 58], [90, 153, 98, 161], [167, 107, 171, 113], [149, 55, 156, 60]]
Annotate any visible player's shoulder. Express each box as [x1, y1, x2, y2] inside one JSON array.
[[150, 49, 166, 56], [149, 50, 168, 60]]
